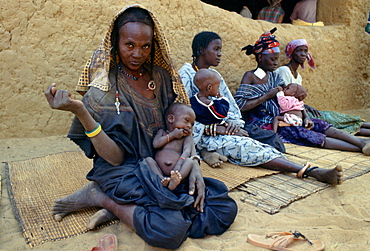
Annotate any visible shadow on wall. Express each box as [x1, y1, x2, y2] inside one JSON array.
[[201, 0, 301, 23]]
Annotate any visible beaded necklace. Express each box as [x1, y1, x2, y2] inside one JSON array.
[[118, 63, 143, 80]]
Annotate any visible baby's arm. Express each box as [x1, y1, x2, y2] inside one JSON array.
[[153, 128, 186, 149], [152, 129, 168, 149]]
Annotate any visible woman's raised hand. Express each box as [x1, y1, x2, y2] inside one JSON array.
[[45, 83, 84, 114]]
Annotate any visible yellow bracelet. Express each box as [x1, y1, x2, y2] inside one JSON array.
[[85, 123, 102, 138]]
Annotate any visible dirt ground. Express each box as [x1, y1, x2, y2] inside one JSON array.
[[1, 109, 370, 250]]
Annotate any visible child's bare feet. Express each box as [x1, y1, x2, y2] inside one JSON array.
[[161, 177, 170, 187], [87, 208, 118, 230], [52, 181, 107, 221], [201, 150, 228, 168], [168, 170, 182, 190], [309, 165, 343, 185]]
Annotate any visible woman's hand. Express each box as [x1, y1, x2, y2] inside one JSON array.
[[224, 121, 240, 135], [234, 128, 249, 137], [304, 117, 314, 130], [266, 87, 280, 98], [304, 104, 321, 117], [45, 83, 84, 114], [188, 162, 205, 212], [275, 86, 284, 92]]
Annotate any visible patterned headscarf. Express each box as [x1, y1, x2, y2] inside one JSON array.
[[285, 39, 315, 69], [75, 4, 188, 104], [242, 27, 280, 56]]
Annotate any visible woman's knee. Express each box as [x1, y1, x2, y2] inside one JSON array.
[[134, 206, 191, 249]]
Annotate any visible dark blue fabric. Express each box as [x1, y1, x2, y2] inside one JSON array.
[[278, 118, 332, 147], [68, 65, 237, 249], [244, 123, 286, 153], [92, 157, 237, 249]]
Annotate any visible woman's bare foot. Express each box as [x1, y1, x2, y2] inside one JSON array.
[[87, 209, 118, 230], [200, 150, 228, 168], [308, 165, 343, 185], [52, 181, 108, 221], [161, 177, 170, 187], [362, 140, 370, 155], [168, 170, 182, 190]]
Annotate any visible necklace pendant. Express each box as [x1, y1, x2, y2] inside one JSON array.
[[147, 80, 156, 91], [115, 101, 120, 114], [133, 76, 138, 81]]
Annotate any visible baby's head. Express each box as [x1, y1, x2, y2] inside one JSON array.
[[194, 69, 221, 97], [284, 83, 307, 101], [165, 103, 195, 136]]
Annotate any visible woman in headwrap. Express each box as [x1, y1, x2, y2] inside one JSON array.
[[44, 5, 238, 249], [234, 29, 370, 156], [179, 31, 343, 186], [275, 39, 370, 136]]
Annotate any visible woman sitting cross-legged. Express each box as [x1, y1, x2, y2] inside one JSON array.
[[44, 5, 238, 249]]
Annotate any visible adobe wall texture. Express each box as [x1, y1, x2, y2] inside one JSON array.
[[0, 0, 369, 138]]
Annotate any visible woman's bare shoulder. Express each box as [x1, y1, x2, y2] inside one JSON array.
[[241, 70, 255, 85]]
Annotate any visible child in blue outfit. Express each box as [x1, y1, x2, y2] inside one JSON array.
[[190, 69, 230, 128]]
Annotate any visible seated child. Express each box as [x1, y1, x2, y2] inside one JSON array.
[[190, 68, 230, 126], [190, 69, 248, 137], [146, 103, 197, 190], [273, 83, 308, 132], [190, 69, 249, 137]]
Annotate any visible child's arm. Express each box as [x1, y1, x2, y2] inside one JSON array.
[[153, 128, 186, 149], [152, 129, 168, 149]]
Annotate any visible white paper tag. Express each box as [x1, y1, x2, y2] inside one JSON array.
[[254, 68, 266, 79]]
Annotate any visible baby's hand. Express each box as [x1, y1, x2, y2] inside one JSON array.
[[171, 128, 185, 139]]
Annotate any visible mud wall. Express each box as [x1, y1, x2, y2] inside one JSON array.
[[0, 0, 369, 138]]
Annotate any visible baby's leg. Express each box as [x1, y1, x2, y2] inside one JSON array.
[[146, 157, 171, 187], [174, 158, 193, 180], [146, 157, 164, 178], [168, 170, 182, 190]]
